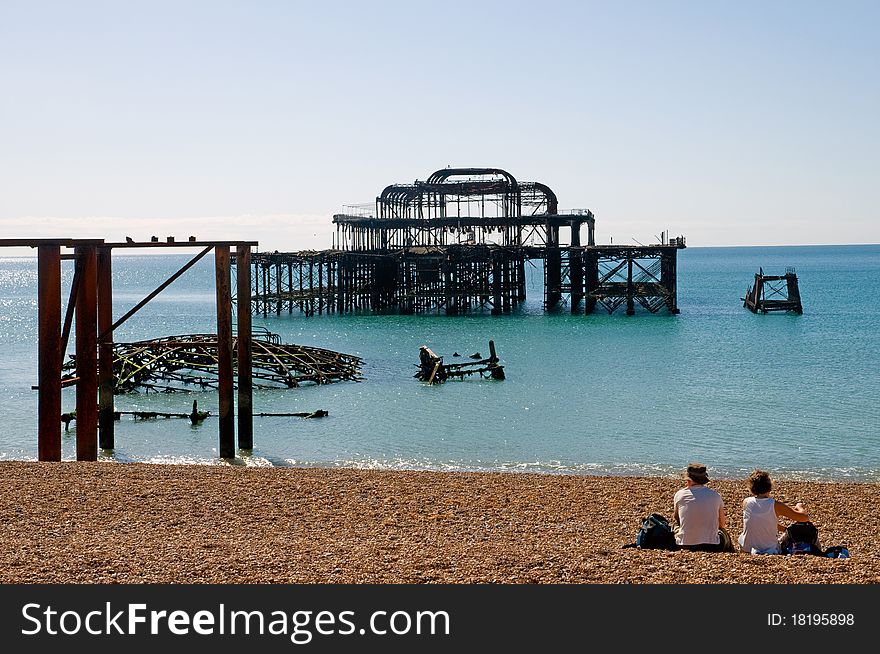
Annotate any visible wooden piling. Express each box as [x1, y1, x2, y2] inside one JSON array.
[[97, 247, 115, 449], [37, 244, 62, 461], [215, 245, 235, 458], [236, 245, 253, 450], [75, 245, 98, 461]]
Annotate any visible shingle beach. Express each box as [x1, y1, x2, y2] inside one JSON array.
[[1, 462, 877, 584]]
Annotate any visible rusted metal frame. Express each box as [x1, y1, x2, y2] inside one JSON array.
[[75, 244, 98, 460], [102, 240, 256, 249], [632, 257, 663, 284], [215, 245, 235, 458], [592, 255, 629, 314], [100, 245, 213, 340], [37, 244, 63, 461], [236, 245, 253, 450], [115, 345, 186, 387], [763, 280, 788, 299], [97, 247, 115, 449], [633, 294, 662, 313], [597, 258, 628, 285], [59, 254, 84, 357], [253, 330, 298, 385]]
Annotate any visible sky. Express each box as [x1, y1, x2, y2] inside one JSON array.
[[1, 0, 878, 252]]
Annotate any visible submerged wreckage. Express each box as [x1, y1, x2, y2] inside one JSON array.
[[62, 329, 363, 393], [415, 340, 505, 384]]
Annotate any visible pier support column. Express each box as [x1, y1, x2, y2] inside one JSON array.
[[97, 247, 115, 450], [37, 244, 62, 461], [261, 264, 268, 317], [236, 245, 253, 450], [626, 255, 635, 316], [785, 273, 802, 315], [444, 258, 457, 316], [275, 261, 282, 316], [75, 244, 98, 461], [569, 249, 583, 314], [569, 219, 583, 314], [545, 225, 562, 309], [215, 245, 236, 459], [516, 259, 526, 301], [661, 250, 680, 314], [501, 257, 511, 312], [584, 250, 598, 314], [336, 256, 345, 313], [491, 251, 502, 316]]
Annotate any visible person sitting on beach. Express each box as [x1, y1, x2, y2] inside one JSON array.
[[673, 463, 727, 552], [738, 469, 810, 554]]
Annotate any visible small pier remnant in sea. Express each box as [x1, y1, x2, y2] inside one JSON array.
[[743, 267, 803, 314], [242, 167, 685, 316], [415, 340, 505, 384]]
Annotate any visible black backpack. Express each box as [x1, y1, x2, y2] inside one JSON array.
[[782, 521, 822, 556], [633, 513, 678, 550]]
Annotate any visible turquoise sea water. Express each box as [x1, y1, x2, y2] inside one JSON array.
[[0, 245, 877, 481]]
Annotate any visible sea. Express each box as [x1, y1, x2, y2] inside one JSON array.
[[0, 245, 877, 481]]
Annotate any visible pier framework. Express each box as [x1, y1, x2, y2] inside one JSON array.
[[246, 167, 685, 316], [743, 267, 803, 314], [0, 238, 257, 462]]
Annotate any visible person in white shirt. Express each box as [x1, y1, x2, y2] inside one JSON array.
[[673, 463, 727, 552], [738, 469, 810, 554]]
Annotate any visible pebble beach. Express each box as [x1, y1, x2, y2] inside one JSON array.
[[0, 462, 877, 584]]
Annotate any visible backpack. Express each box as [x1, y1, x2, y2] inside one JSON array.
[[782, 521, 822, 556], [634, 513, 678, 550], [823, 545, 849, 559]]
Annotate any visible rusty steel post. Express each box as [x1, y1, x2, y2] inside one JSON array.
[[37, 244, 63, 461], [75, 245, 98, 460], [215, 245, 235, 458], [97, 247, 115, 450], [236, 245, 253, 450]]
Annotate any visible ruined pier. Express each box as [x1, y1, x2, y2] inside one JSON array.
[[743, 267, 803, 314], [244, 167, 685, 316]]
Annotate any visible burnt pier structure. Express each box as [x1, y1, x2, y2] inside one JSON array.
[[743, 267, 803, 314], [247, 168, 685, 316]]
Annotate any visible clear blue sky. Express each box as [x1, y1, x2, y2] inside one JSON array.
[[1, 0, 877, 249]]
